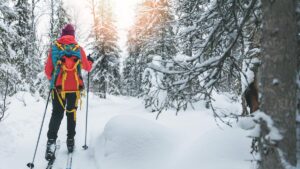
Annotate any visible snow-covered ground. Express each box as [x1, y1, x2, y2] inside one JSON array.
[[0, 92, 255, 169]]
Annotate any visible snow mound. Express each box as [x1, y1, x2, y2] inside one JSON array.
[[238, 116, 256, 130], [94, 115, 176, 169]]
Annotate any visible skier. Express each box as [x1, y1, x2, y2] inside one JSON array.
[[44, 24, 94, 160]]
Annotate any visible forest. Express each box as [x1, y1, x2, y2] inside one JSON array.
[[0, 0, 299, 169]]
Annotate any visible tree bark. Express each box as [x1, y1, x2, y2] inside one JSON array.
[[259, 0, 298, 168], [50, 0, 55, 40]]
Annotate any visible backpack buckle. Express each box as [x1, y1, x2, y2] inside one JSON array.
[[57, 60, 62, 65]]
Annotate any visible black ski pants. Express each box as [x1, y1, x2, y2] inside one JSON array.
[[47, 90, 78, 140]]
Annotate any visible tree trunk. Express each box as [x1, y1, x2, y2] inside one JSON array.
[[296, 0, 300, 163], [259, 0, 298, 168], [50, 0, 55, 40]]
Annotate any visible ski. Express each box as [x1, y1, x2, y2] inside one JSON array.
[[66, 152, 73, 169], [46, 158, 55, 169]]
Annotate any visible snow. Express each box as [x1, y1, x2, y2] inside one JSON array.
[[0, 91, 253, 169], [248, 110, 283, 142], [148, 63, 184, 74], [0, 21, 17, 36], [170, 127, 252, 169], [242, 110, 284, 143], [194, 56, 221, 69], [94, 115, 176, 169], [143, 55, 169, 111], [272, 78, 280, 85], [238, 116, 256, 130]]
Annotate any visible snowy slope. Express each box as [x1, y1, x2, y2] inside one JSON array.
[[0, 92, 253, 169]]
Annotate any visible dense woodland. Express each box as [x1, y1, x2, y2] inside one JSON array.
[[0, 0, 299, 168]]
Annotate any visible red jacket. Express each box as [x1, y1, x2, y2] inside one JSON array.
[[45, 35, 92, 91]]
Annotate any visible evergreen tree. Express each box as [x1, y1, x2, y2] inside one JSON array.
[[49, 0, 71, 40], [175, 0, 208, 58], [140, 0, 177, 59], [123, 0, 155, 97], [124, 0, 177, 103], [0, 0, 20, 94], [123, 24, 143, 96], [90, 0, 121, 98], [14, 0, 30, 59], [14, 0, 42, 92], [143, 0, 261, 116], [53, 0, 70, 38], [141, 0, 177, 106]]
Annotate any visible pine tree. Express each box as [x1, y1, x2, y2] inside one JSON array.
[[141, 0, 177, 112], [124, 0, 177, 104], [0, 0, 20, 94], [175, 0, 207, 57], [0, 0, 31, 118], [54, 0, 70, 38], [13, 0, 42, 92], [143, 0, 261, 116], [123, 0, 155, 97], [49, 0, 71, 40], [141, 0, 177, 59], [90, 0, 121, 98], [14, 0, 31, 60], [123, 24, 143, 96]]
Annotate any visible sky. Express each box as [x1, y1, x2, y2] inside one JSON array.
[[62, 0, 142, 57]]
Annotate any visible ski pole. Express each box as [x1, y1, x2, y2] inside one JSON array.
[[27, 90, 51, 168], [82, 72, 90, 150]]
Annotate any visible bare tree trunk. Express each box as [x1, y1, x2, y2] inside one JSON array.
[[259, 0, 298, 168]]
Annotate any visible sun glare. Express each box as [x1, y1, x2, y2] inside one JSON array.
[[63, 0, 143, 51], [111, 0, 142, 30], [107, 0, 143, 54]]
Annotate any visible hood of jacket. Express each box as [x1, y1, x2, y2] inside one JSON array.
[[57, 35, 77, 45]]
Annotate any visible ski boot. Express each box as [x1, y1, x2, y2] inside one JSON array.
[[66, 138, 74, 153], [45, 139, 56, 161]]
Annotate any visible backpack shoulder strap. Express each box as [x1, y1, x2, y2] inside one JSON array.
[[49, 41, 63, 89], [51, 41, 65, 65], [54, 41, 65, 51], [72, 44, 80, 51]]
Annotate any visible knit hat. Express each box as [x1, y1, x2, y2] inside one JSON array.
[[61, 24, 75, 37]]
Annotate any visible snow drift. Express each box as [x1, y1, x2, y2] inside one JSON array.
[[93, 114, 253, 169], [94, 115, 176, 169]]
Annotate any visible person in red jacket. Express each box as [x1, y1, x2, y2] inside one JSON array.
[[44, 24, 93, 160]]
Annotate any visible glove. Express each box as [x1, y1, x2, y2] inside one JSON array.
[[87, 54, 94, 63]]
